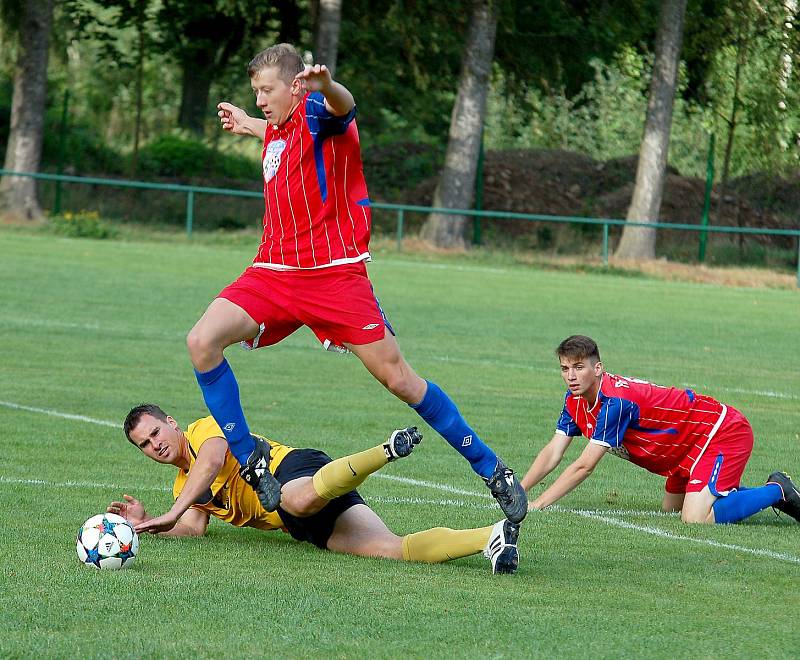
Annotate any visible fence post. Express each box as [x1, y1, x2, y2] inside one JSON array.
[[602, 223, 609, 266], [396, 208, 404, 251], [186, 190, 194, 236], [699, 132, 715, 262]]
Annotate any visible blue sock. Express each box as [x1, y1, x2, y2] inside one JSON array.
[[712, 484, 783, 524], [410, 380, 497, 479], [194, 359, 254, 466]]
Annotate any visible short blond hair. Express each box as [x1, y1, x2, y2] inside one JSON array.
[[247, 43, 304, 82]]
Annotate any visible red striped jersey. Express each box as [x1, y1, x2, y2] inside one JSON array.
[[556, 372, 727, 476], [254, 91, 371, 270]]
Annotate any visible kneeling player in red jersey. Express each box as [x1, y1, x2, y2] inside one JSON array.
[[521, 335, 800, 524], [111, 404, 520, 574]]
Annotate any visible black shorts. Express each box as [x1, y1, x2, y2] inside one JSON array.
[[274, 448, 366, 549]]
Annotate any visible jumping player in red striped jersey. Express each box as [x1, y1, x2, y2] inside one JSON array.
[[187, 43, 527, 524], [521, 335, 800, 524]]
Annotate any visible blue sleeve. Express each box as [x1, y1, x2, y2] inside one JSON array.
[[556, 405, 580, 437], [305, 91, 356, 141], [591, 397, 638, 448]]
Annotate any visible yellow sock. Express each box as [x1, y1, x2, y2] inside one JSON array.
[[312, 445, 388, 500], [401, 525, 494, 563]]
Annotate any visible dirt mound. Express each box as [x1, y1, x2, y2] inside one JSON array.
[[398, 148, 798, 249]]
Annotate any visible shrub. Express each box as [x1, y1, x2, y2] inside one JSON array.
[[136, 134, 258, 180], [49, 211, 118, 239]]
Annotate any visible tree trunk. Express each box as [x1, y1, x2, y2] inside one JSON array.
[[174, 15, 245, 136], [314, 0, 342, 76], [177, 55, 215, 136], [421, 0, 497, 249], [614, 0, 687, 260], [0, 0, 54, 220]]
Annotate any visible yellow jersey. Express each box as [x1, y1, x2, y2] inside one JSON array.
[[172, 416, 294, 531]]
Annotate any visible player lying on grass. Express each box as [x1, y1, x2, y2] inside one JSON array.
[[109, 404, 520, 574], [521, 335, 800, 524]]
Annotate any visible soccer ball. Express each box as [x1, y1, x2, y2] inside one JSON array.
[[76, 513, 139, 569]]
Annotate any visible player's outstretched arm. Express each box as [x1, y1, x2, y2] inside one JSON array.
[[217, 102, 268, 141], [135, 436, 227, 535], [294, 64, 354, 116], [520, 433, 573, 492], [529, 442, 607, 510]]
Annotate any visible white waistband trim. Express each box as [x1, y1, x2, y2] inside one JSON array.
[[252, 252, 371, 271]]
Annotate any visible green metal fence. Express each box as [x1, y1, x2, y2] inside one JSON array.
[[2, 168, 799, 286]]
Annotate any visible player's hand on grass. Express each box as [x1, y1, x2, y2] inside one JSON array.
[[134, 511, 180, 535], [217, 102, 250, 135], [108, 494, 147, 525], [294, 64, 333, 93]]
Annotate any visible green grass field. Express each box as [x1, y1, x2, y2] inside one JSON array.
[[1, 230, 798, 658]]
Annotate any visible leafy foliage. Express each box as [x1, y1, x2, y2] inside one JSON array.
[[49, 210, 118, 238], [135, 134, 258, 180]]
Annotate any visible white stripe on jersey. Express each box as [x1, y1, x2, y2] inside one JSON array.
[[296, 119, 317, 267], [343, 155, 358, 252], [263, 146, 275, 262], [284, 127, 301, 266], [272, 166, 286, 264], [330, 140, 348, 256], [639, 416, 682, 425], [361, 198, 369, 234]]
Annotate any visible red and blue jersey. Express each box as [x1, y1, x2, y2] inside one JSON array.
[[556, 372, 727, 476], [255, 91, 371, 270]]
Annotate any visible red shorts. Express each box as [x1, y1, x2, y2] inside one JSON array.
[[665, 406, 754, 495], [218, 262, 392, 351]]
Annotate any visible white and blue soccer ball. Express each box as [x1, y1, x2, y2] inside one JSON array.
[[76, 513, 139, 570]]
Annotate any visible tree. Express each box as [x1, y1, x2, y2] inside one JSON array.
[[155, 1, 276, 135], [0, 0, 54, 219], [314, 0, 343, 75], [66, 0, 157, 174], [421, 0, 498, 248], [615, 0, 687, 260]]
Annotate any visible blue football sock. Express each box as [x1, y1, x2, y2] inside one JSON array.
[[712, 484, 783, 524], [410, 380, 497, 479], [194, 359, 255, 466]]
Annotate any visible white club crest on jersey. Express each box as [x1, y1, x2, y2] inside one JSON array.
[[263, 139, 287, 182]]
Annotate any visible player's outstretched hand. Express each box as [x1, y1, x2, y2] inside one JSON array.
[[108, 494, 147, 525], [135, 511, 179, 535], [294, 64, 333, 92], [217, 102, 250, 135]]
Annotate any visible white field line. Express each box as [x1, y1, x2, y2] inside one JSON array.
[[0, 476, 170, 493], [2, 399, 798, 564], [373, 473, 494, 499], [0, 400, 120, 428], [573, 511, 800, 565]]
